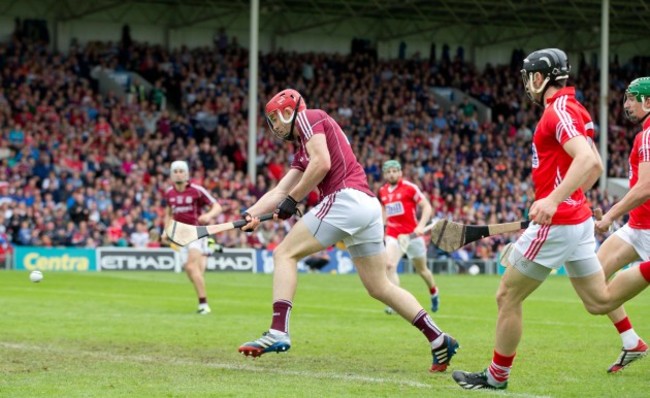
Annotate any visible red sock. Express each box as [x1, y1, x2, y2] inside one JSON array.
[[488, 350, 515, 384], [639, 261, 650, 283], [430, 286, 438, 295], [614, 317, 633, 334], [270, 300, 292, 334], [412, 309, 442, 342]]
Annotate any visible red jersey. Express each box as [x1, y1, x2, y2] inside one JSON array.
[[531, 87, 592, 224], [378, 178, 424, 237], [164, 183, 217, 225], [628, 117, 650, 229], [291, 109, 374, 200]]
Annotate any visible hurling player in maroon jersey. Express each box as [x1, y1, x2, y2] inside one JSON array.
[[164, 160, 222, 314], [237, 88, 458, 372]]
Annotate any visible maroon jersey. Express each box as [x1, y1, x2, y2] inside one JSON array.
[[291, 109, 374, 200], [164, 183, 217, 225]]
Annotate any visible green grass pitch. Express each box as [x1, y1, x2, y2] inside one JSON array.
[[1, 270, 649, 397]]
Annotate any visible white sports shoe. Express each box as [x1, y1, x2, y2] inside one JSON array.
[[197, 304, 211, 315], [608, 339, 648, 373]]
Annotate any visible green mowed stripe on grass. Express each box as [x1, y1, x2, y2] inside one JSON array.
[[1, 270, 649, 397]]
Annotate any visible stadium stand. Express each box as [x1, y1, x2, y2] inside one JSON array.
[[0, 21, 644, 263]]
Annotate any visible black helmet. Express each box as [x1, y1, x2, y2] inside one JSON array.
[[521, 48, 571, 104]]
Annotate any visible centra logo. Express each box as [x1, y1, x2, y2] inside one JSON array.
[[24, 253, 89, 271]]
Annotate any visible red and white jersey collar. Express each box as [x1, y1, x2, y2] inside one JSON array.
[[546, 87, 576, 105]]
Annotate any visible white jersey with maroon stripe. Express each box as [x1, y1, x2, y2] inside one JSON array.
[[164, 183, 217, 225]]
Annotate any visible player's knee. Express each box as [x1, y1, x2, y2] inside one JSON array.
[[495, 284, 518, 310], [495, 289, 508, 309], [272, 244, 301, 264], [582, 300, 611, 315], [363, 280, 391, 301]]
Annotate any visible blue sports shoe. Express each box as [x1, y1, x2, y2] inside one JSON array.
[[430, 334, 459, 372], [239, 331, 291, 357], [431, 293, 440, 312]]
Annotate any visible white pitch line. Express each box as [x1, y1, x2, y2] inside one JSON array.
[[0, 342, 554, 397], [0, 342, 430, 389]]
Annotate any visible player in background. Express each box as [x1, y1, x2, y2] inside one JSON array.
[[164, 160, 222, 314], [237, 88, 459, 372], [379, 159, 439, 314], [595, 77, 650, 372], [452, 49, 650, 390]]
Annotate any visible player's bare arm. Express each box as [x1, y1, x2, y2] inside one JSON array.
[[198, 202, 223, 225], [414, 196, 433, 236], [248, 168, 303, 217], [288, 134, 331, 201], [580, 138, 605, 191], [530, 136, 602, 224], [162, 207, 173, 242], [596, 161, 650, 233]]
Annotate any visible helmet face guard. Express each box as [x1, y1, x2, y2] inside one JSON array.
[[624, 77, 650, 123], [265, 97, 302, 141], [382, 160, 402, 184], [520, 48, 570, 105], [170, 160, 189, 184], [265, 89, 305, 141]]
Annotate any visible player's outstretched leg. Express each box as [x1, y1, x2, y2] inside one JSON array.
[[608, 339, 648, 373], [238, 331, 291, 357], [430, 290, 440, 312]]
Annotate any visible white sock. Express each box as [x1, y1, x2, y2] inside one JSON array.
[[621, 329, 641, 349], [269, 328, 287, 336], [431, 334, 445, 349], [486, 366, 508, 387]]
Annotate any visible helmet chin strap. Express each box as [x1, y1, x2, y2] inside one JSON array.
[[641, 95, 650, 123]]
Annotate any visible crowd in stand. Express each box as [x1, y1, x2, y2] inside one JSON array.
[[0, 25, 645, 264]]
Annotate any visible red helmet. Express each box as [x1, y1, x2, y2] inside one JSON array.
[[265, 89, 306, 141], [265, 89, 306, 115]]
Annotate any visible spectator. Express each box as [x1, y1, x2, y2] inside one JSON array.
[[68, 190, 89, 224]]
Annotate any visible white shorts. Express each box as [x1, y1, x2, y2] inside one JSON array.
[[614, 223, 650, 261], [513, 217, 597, 269], [306, 188, 384, 248], [180, 236, 209, 263], [385, 236, 426, 259]]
